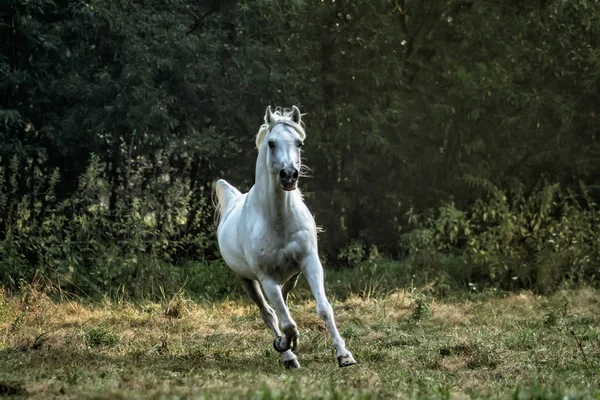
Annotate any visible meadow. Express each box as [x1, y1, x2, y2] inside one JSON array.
[[1, 269, 598, 400]]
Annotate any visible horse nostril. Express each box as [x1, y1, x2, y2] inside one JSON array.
[[292, 170, 299, 180], [279, 169, 287, 180]]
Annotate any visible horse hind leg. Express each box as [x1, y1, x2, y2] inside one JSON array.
[[239, 277, 300, 369], [260, 278, 300, 355]]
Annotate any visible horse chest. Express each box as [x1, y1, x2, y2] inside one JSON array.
[[254, 233, 301, 281]]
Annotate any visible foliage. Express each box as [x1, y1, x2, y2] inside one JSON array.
[[0, 153, 215, 298], [2, 0, 600, 295], [405, 180, 600, 293]]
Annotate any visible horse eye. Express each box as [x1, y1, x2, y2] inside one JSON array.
[[297, 141, 304, 148], [268, 140, 275, 149]]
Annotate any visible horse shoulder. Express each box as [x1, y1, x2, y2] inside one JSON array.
[[286, 227, 316, 262]]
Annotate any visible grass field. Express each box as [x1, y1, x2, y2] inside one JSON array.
[[0, 281, 599, 399]]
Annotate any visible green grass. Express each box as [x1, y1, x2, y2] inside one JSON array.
[[0, 282, 599, 399]]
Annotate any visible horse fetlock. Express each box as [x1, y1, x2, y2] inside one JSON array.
[[273, 335, 291, 352], [273, 330, 299, 352], [283, 326, 299, 350]]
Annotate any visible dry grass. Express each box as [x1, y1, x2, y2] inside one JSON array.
[[0, 286, 599, 399]]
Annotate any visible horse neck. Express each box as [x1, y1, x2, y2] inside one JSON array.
[[252, 148, 296, 222]]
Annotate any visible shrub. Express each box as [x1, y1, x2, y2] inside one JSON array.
[[403, 179, 600, 293], [0, 153, 215, 299]]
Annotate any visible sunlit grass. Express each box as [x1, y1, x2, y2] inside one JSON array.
[[0, 285, 598, 399]]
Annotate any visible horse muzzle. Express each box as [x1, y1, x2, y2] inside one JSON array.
[[279, 168, 299, 191]]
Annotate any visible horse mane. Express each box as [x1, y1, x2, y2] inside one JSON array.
[[255, 107, 306, 149]]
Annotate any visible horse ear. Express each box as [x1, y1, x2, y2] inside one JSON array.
[[264, 106, 274, 124], [291, 106, 301, 124]]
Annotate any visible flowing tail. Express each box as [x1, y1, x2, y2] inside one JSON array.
[[215, 179, 242, 223]]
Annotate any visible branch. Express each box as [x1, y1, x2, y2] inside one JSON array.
[[186, 5, 219, 35], [570, 328, 590, 366], [394, 0, 409, 36]]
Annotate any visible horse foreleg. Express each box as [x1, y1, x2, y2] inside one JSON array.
[[239, 277, 299, 369], [260, 277, 300, 355], [301, 254, 356, 368]]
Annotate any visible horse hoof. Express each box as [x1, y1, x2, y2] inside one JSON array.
[[273, 336, 290, 353], [337, 353, 357, 368], [284, 358, 300, 369]]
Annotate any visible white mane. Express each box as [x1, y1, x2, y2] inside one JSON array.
[[256, 107, 306, 149]]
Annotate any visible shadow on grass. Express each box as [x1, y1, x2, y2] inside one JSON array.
[[0, 343, 281, 378]]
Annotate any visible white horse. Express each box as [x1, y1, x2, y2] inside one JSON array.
[[215, 106, 356, 369]]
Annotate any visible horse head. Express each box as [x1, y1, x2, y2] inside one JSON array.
[[257, 106, 306, 191]]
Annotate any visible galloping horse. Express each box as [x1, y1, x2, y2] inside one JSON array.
[[215, 106, 356, 369]]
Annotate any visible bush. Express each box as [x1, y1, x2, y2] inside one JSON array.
[[403, 180, 600, 293], [0, 154, 215, 299]]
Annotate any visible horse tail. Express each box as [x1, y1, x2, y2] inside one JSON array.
[[214, 179, 241, 223]]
